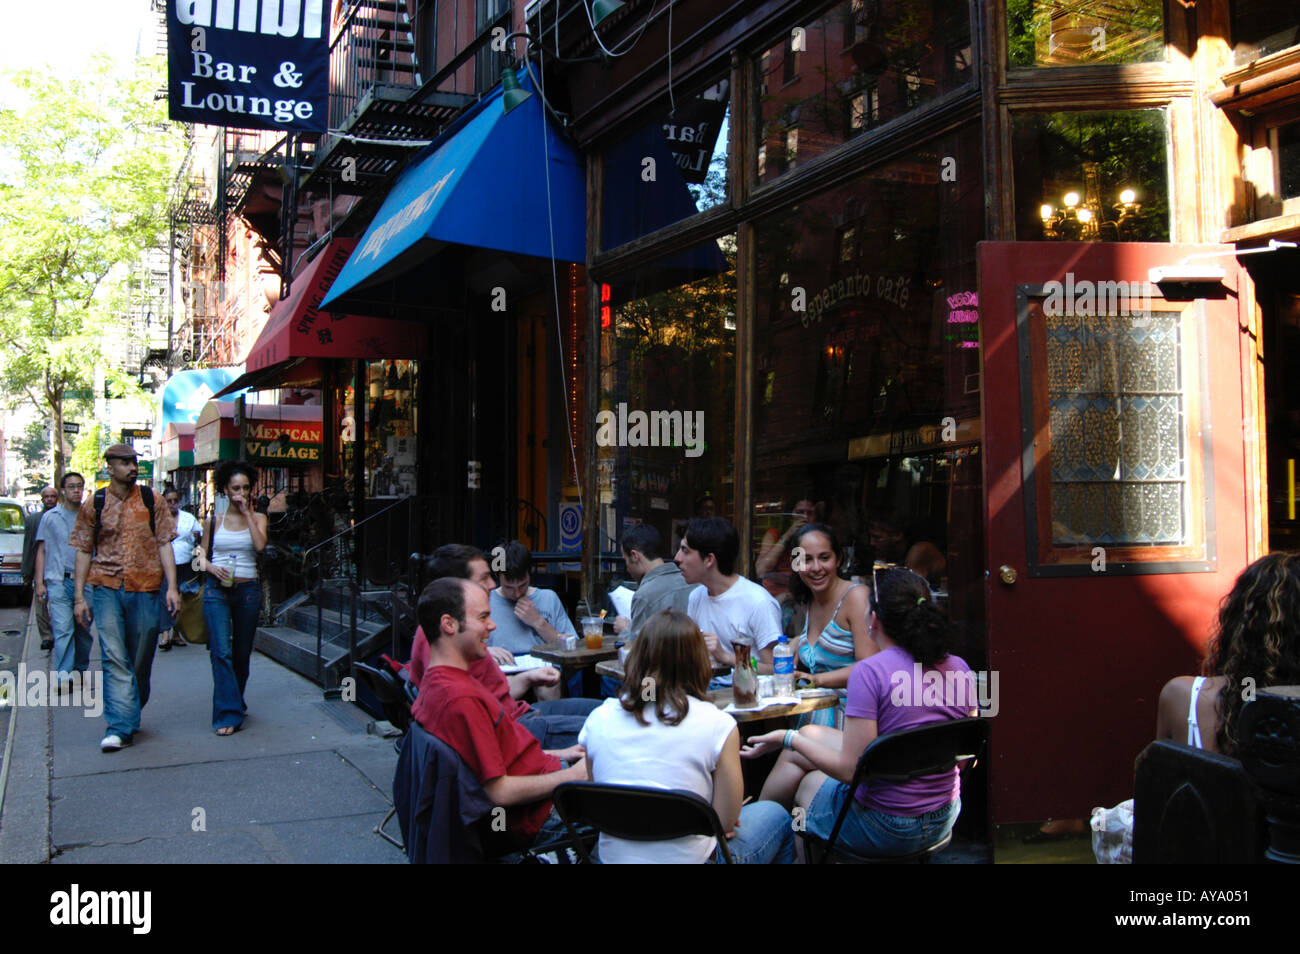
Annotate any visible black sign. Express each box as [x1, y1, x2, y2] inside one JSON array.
[[121, 428, 152, 440], [166, 0, 329, 133], [61, 422, 80, 434], [662, 80, 728, 184]]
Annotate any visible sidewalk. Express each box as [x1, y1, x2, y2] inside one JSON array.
[[0, 603, 406, 864]]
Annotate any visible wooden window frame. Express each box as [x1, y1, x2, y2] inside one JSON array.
[[1016, 286, 1217, 576]]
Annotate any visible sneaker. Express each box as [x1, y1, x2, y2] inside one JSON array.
[[100, 733, 133, 752]]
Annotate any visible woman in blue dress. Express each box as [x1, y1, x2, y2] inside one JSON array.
[[788, 524, 877, 727]]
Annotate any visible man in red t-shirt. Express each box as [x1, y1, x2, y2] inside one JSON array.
[[407, 544, 599, 748], [413, 577, 587, 847]]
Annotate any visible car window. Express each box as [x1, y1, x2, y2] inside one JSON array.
[[0, 505, 25, 532]]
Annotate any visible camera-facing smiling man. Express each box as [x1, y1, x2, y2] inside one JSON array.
[[70, 444, 179, 752]]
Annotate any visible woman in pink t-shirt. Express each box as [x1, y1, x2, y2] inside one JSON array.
[[742, 567, 975, 856]]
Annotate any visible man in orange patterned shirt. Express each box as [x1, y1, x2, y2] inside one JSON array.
[[71, 445, 180, 752]]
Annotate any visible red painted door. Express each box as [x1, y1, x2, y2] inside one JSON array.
[[978, 242, 1255, 824]]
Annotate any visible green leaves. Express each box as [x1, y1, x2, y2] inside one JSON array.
[[0, 55, 184, 479]]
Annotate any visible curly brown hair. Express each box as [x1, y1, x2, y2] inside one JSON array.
[[1203, 552, 1300, 756], [620, 610, 713, 727]]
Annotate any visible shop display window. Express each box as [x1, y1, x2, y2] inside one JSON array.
[[754, 0, 972, 185], [749, 125, 984, 637], [1012, 109, 1170, 243], [1007, 0, 1164, 68], [597, 233, 737, 567], [341, 359, 418, 500], [601, 74, 731, 250]]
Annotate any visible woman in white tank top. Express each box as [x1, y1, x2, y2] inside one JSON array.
[[1156, 552, 1300, 756], [197, 460, 268, 736]]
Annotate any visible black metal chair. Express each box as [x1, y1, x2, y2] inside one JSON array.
[[353, 661, 414, 848], [553, 782, 735, 863], [801, 716, 987, 864]]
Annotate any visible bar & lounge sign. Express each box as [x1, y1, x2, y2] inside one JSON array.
[[166, 1, 329, 132]]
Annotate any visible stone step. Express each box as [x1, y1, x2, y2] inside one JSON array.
[[255, 622, 395, 691]]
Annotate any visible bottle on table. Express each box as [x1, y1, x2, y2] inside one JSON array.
[[773, 634, 795, 696]]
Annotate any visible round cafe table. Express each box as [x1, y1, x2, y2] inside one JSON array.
[[594, 660, 836, 724]]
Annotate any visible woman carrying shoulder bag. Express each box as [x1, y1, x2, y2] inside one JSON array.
[[197, 460, 267, 736]]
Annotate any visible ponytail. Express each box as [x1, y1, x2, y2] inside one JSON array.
[[872, 568, 952, 666]]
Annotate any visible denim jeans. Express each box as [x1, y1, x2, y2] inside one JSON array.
[[203, 581, 261, 730], [90, 584, 161, 738], [519, 698, 602, 749], [714, 800, 796, 864], [806, 780, 961, 857], [47, 578, 93, 677]]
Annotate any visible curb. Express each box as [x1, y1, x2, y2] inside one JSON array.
[[0, 601, 52, 863]]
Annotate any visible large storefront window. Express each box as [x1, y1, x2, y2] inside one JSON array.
[[750, 125, 984, 643], [1012, 109, 1170, 242], [601, 75, 731, 250], [597, 236, 737, 566], [1007, 0, 1164, 68], [755, 0, 972, 184]]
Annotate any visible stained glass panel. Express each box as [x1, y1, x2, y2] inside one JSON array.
[[1045, 309, 1185, 545]]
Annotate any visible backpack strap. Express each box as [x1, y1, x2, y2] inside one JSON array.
[[92, 488, 107, 553], [140, 485, 156, 538]]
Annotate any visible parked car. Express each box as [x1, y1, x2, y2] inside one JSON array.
[[0, 497, 30, 603]]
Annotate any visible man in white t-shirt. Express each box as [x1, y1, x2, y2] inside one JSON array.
[[676, 517, 781, 681]]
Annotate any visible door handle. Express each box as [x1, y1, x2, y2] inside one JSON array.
[[998, 565, 1017, 585]]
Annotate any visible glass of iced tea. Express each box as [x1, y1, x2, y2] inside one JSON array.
[[582, 617, 604, 650], [732, 636, 758, 708]]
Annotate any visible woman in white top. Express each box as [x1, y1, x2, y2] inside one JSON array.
[[577, 610, 793, 863], [197, 460, 267, 735]]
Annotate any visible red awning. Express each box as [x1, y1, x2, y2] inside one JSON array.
[[246, 237, 427, 374], [212, 358, 326, 399]]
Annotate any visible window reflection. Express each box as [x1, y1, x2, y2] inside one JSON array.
[[755, 0, 972, 184], [1013, 110, 1169, 242], [1007, 0, 1164, 68], [601, 77, 730, 251], [751, 126, 983, 641], [597, 236, 737, 561]]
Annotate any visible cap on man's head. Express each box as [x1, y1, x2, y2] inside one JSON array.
[[104, 443, 138, 460]]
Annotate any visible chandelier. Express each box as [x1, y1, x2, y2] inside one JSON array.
[[1038, 161, 1141, 241]]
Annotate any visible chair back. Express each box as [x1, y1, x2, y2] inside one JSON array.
[[856, 716, 987, 785], [1133, 740, 1265, 864], [354, 661, 412, 733], [552, 782, 733, 863]]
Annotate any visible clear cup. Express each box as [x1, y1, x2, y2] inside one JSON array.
[[581, 616, 603, 650]]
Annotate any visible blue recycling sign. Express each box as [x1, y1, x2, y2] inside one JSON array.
[[166, 1, 329, 133]]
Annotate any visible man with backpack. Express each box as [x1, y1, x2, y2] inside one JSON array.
[[70, 444, 179, 752]]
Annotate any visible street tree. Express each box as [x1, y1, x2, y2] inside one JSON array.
[[0, 55, 182, 484]]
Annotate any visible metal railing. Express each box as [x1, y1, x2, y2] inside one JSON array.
[[329, 0, 423, 132]]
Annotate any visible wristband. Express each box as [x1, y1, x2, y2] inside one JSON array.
[[783, 729, 796, 750]]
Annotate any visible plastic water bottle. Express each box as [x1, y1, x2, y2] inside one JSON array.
[[773, 635, 795, 696]]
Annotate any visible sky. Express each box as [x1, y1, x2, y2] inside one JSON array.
[[0, 0, 158, 75]]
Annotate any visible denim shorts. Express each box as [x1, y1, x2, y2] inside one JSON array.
[[805, 779, 960, 857]]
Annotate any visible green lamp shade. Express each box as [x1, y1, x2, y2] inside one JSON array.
[[592, 0, 624, 26], [501, 67, 532, 115]]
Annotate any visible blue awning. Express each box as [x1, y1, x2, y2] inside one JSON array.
[[322, 72, 584, 310]]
